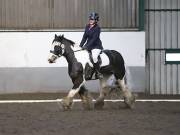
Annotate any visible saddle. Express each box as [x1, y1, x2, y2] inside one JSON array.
[[84, 50, 111, 80], [84, 51, 101, 80]]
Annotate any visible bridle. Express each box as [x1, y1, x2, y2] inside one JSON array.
[[51, 41, 84, 57]]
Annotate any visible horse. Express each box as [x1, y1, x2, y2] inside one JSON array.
[[48, 34, 136, 110]]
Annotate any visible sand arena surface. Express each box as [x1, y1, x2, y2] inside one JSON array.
[[0, 94, 180, 135]]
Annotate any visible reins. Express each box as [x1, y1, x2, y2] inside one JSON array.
[[61, 48, 84, 57], [73, 49, 84, 53]]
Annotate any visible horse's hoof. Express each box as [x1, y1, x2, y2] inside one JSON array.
[[124, 94, 137, 109], [61, 97, 73, 111], [82, 100, 93, 110], [94, 99, 104, 110], [81, 95, 93, 110]]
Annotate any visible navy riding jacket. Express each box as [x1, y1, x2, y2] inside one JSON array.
[[80, 24, 103, 51]]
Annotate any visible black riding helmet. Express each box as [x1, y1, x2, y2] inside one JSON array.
[[89, 12, 99, 22]]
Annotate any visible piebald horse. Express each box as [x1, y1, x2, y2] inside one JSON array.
[[48, 34, 136, 110]]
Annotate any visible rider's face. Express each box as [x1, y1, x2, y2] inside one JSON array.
[[89, 19, 96, 25]]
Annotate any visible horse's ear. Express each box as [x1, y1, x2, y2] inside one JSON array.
[[62, 34, 64, 38], [55, 34, 58, 38]]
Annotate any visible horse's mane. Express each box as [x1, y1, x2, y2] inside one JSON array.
[[54, 34, 76, 46], [63, 37, 75, 45]]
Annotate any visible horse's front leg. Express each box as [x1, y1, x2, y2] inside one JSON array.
[[61, 75, 84, 110], [78, 86, 93, 110]]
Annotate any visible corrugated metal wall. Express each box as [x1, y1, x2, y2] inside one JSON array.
[[145, 0, 180, 94], [0, 0, 139, 30], [0, 0, 51, 29]]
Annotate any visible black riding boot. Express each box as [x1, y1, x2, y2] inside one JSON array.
[[94, 62, 103, 79]]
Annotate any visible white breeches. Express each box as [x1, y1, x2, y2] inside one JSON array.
[[91, 49, 101, 63]]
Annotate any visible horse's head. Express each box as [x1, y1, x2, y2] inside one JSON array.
[[48, 34, 75, 63]]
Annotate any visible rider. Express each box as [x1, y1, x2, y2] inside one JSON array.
[[80, 12, 103, 79]]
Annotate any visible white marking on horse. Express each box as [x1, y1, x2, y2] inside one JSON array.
[[67, 80, 85, 98], [71, 46, 110, 68], [99, 52, 110, 67]]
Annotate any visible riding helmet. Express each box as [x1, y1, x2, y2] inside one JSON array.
[[89, 12, 99, 21]]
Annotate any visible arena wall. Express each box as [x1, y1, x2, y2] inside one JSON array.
[[0, 32, 145, 94]]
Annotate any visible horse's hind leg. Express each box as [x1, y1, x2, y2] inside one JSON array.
[[94, 75, 111, 109], [117, 79, 136, 108], [78, 85, 93, 110]]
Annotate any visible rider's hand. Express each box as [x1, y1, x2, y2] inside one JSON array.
[[82, 46, 87, 50]]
